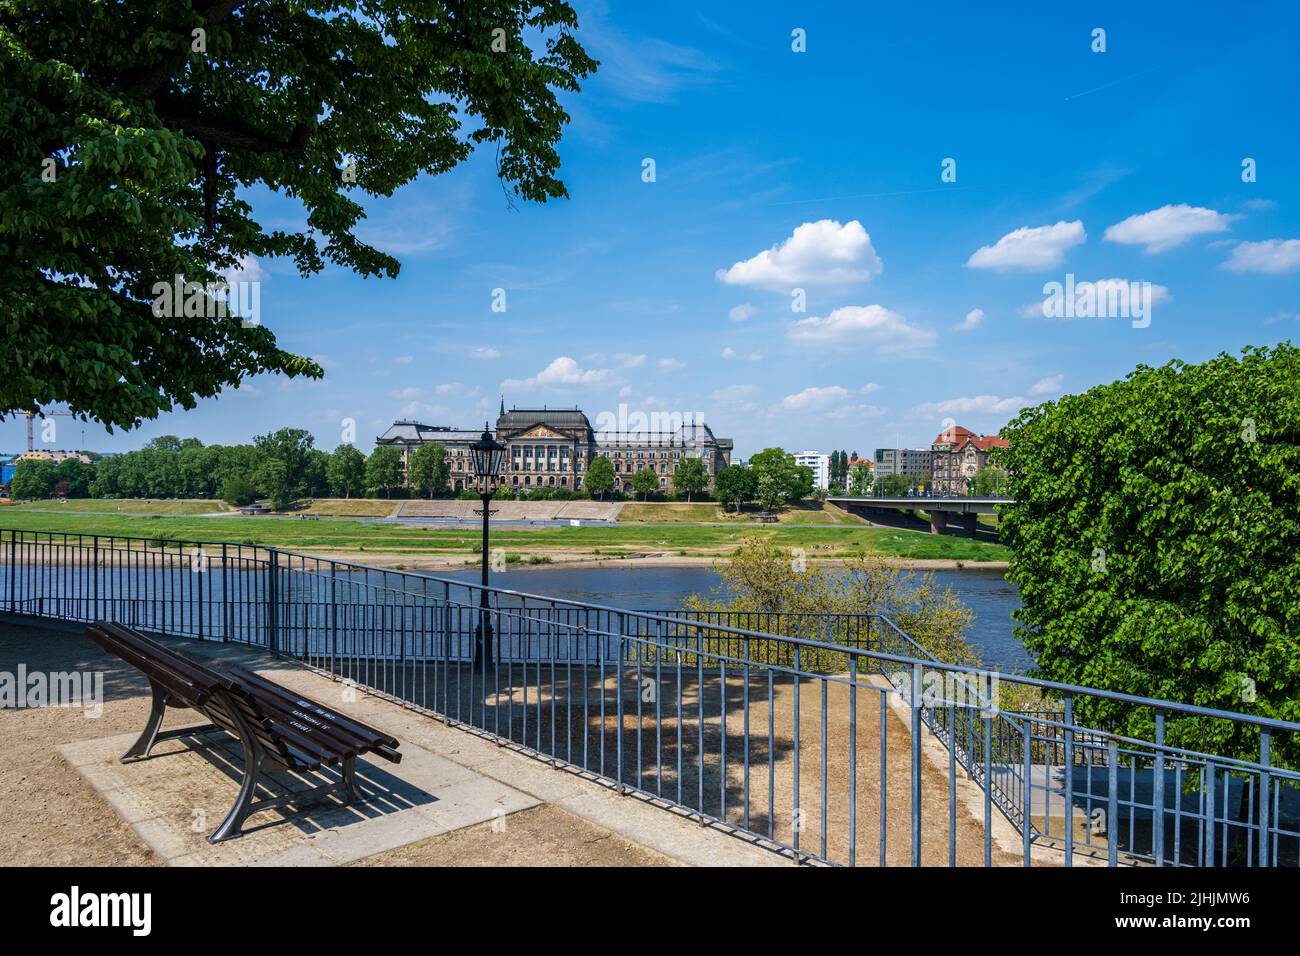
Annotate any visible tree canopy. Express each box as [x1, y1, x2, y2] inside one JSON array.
[[998, 344, 1300, 765], [671, 456, 707, 501], [714, 463, 756, 512], [1, 1, 596, 428], [748, 447, 808, 512], [584, 454, 614, 499]]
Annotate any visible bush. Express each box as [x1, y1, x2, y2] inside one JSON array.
[[999, 344, 1300, 766], [219, 475, 258, 507]]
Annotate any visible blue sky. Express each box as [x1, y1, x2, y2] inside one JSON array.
[[9, 1, 1300, 459]]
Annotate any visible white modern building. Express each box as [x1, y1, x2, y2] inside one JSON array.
[[793, 450, 831, 490]]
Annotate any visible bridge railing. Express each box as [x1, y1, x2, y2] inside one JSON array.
[[2, 527, 1298, 867]]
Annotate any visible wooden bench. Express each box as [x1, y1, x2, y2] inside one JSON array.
[[85, 621, 401, 843]]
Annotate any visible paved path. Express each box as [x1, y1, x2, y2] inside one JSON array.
[[0, 618, 779, 866]]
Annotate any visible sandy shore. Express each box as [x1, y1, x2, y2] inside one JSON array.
[[308, 551, 1010, 574]]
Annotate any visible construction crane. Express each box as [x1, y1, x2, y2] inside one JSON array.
[[24, 408, 75, 453]]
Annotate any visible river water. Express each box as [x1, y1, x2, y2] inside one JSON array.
[[437, 565, 1030, 674]]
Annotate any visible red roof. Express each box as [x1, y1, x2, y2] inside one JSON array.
[[932, 425, 1007, 451]]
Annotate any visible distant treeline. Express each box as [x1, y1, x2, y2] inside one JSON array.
[[7, 430, 397, 509]]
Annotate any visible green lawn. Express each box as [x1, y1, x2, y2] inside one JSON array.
[[617, 501, 853, 525], [3, 498, 230, 515], [0, 508, 1009, 562]]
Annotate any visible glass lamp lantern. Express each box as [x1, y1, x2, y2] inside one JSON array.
[[470, 425, 506, 490]]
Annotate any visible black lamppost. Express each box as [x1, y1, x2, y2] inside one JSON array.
[[470, 423, 506, 669]]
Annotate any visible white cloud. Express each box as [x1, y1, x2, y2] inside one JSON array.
[[502, 356, 616, 390], [1103, 204, 1238, 253], [1018, 279, 1171, 318], [1028, 374, 1064, 396], [780, 385, 851, 411], [913, 395, 1027, 416], [584, 352, 646, 368], [788, 304, 935, 351], [716, 220, 883, 289], [967, 220, 1086, 270], [721, 347, 737, 359], [391, 387, 423, 399], [1222, 239, 1300, 274], [393, 355, 414, 365], [399, 401, 450, 420], [223, 255, 268, 285], [618, 385, 633, 398], [711, 384, 759, 412], [826, 403, 886, 421], [954, 308, 984, 332], [729, 303, 758, 322], [470, 347, 501, 360], [1244, 199, 1276, 211], [658, 358, 686, 371], [860, 383, 880, 394], [723, 347, 763, 361]]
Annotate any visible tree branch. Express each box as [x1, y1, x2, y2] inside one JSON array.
[[128, 1, 250, 99], [160, 110, 312, 154]]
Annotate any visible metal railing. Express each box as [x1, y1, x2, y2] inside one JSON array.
[[2, 527, 1298, 867]]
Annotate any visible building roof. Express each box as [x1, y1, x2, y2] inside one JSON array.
[[931, 425, 1007, 451], [497, 406, 593, 434], [376, 421, 485, 444]]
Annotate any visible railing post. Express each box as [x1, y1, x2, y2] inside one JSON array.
[[1107, 738, 1119, 867], [1153, 711, 1165, 867], [221, 543, 230, 642], [7, 532, 15, 613], [91, 535, 99, 622], [266, 548, 279, 654], [1023, 714, 1033, 866], [911, 661, 922, 866], [1259, 730, 1271, 868], [1063, 694, 1074, 867]]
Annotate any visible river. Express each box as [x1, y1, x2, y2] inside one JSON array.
[[437, 564, 1030, 674]]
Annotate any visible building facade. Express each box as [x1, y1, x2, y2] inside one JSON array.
[[792, 451, 831, 490], [377, 403, 733, 494], [929, 426, 1008, 496], [873, 447, 931, 482]]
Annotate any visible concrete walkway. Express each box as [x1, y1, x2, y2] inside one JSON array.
[[1, 619, 781, 867]]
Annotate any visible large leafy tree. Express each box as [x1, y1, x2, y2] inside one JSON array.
[[253, 426, 314, 501], [1, 1, 596, 429], [749, 447, 810, 511], [365, 445, 404, 497], [671, 456, 707, 501], [630, 466, 658, 501], [998, 344, 1300, 766], [326, 443, 366, 498], [583, 454, 614, 499], [407, 442, 449, 498], [714, 463, 755, 512]]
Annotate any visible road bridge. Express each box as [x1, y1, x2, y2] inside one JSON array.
[[827, 495, 1011, 534]]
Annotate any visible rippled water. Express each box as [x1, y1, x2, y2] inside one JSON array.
[[439, 565, 1030, 674]]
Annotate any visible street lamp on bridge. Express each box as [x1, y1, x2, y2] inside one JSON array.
[[470, 423, 506, 669]]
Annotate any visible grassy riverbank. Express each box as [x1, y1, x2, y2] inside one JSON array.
[[0, 507, 1009, 563]]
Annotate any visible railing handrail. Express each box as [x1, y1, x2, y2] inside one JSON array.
[[4, 526, 1300, 736]]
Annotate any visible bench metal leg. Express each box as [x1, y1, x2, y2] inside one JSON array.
[[209, 734, 264, 844], [121, 681, 168, 763], [342, 755, 360, 804]]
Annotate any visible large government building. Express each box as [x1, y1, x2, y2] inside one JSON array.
[[377, 402, 733, 494]]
